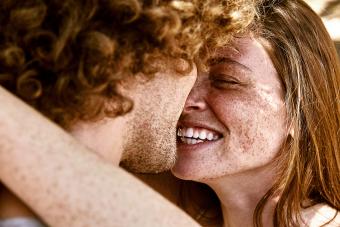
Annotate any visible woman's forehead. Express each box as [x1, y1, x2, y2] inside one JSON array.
[[212, 37, 264, 59], [207, 37, 282, 90]]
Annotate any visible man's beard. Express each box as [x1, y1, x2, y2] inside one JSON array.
[[120, 118, 177, 173]]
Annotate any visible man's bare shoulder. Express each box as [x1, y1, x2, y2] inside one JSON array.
[[300, 203, 340, 227]]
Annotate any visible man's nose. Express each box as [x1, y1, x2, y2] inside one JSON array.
[[182, 83, 207, 114]]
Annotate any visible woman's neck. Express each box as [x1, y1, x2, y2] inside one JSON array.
[[203, 165, 278, 227], [0, 185, 37, 219]]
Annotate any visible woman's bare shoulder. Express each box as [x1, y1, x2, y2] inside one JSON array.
[[300, 203, 340, 227]]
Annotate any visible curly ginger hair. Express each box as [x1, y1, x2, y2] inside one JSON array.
[[0, 0, 255, 128]]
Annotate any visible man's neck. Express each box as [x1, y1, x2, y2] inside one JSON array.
[[70, 116, 127, 166], [0, 185, 37, 219], [203, 165, 278, 227]]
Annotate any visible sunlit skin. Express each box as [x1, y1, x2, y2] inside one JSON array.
[[172, 37, 289, 226], [120, 62, 197, 173], [0, 62, 198, 226], [71, 61, 197, 173]]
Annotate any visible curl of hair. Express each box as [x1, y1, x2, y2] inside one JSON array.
[[0, 0, 255, 128]]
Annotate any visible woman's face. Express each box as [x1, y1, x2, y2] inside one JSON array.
[[172, 37, 289, 181]]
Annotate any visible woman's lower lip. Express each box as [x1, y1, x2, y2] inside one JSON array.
[[176, 138, 221, 151]]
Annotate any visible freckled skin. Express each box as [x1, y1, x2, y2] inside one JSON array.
[[0, 91, 202, 226], [68, 62, 197, 174], [120, 65, 197, 173], [172, 37, 288, 181]]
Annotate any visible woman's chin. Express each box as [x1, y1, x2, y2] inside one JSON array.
[[171, 163, 216, 183], [171, 165, 201, 181]]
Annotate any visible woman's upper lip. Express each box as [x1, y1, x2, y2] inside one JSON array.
[[177, 120, 224, 136]]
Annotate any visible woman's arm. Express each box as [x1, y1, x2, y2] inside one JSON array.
[[0, 86, 199, 227]]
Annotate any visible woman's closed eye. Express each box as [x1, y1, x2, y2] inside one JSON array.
[[209, 74, 242, 89]]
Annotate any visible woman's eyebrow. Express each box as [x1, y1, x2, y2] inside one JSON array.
[[208, 57, 252, 72]]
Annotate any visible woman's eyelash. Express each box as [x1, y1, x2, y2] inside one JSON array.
[[209, 75, 241, 86], [215, 79, 239, 84]]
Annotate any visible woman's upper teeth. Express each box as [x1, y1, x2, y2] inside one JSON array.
[[177, 127, 219, 141]]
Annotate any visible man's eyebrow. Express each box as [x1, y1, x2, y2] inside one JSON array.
[[208, 57, 252, 72]]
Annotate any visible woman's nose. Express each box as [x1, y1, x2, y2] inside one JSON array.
[[182, 83, 208, 114]]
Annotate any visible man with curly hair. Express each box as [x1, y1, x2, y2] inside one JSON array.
[[0, 0, 255, 226]]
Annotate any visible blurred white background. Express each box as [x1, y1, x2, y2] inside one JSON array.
[[304, 0, 340, 55]]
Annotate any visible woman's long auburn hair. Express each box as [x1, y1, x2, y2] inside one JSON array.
[[253, 0, 340, 226], [180, 0, 340, 226]]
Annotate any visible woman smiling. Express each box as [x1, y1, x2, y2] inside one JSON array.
[[174, 0, 340, 226]]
